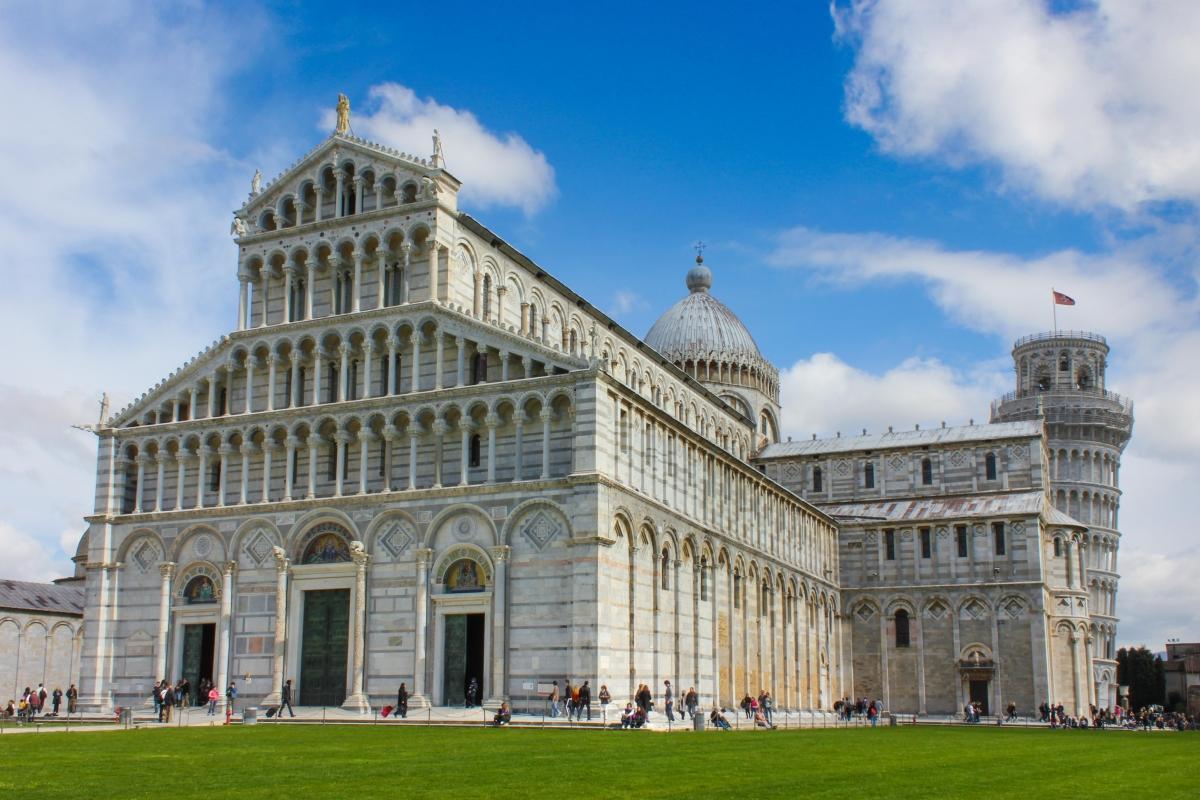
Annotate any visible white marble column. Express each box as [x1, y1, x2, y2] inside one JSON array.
[[175, 454, 187, 510], [382, 426, 397, 492], [283, 264, 295, 323], [342, 547, 371, 712], [487, 546, 511, 705], [386, 337, 398, 395], [306, 439, 319, 499], [459, 420, 472, 486], [407, 430, 419, 490], [196, 446, 210, 508], [312, 350, 324, 405], [262, 549, 289, 707], [411, 548, 432, 707], [305, 262, 316, 320], [358, 430, 374, 494], [339, 344, 351, 402], [434, 328, 445, 389], [265, 354, 278, 411], [540, 408, 553, 479], [485, 414, 498, 484], [217, 444, 232, 506], [410, 331, 421, 393], [238, 442, 252, 504], [261, 443, 273, 503], [244, 359, 256, 413], [334, 432, 349, 496], [237, 276, 249, 331], [362, 341, 374, 398], [513, 418, 524, 482], [432, 421, 447, 488], [284, 437, 298, 501], [334, 169, 346, 218], [455, 336, 466, 386], [133, 454, 148, 513], [217, 562, 236, 712], [427, 243, 440, 304], [290, 353, 303, 407], [351, 249, 363, 313], [156, 562, 175, 681], [153, 455, 165, 512]]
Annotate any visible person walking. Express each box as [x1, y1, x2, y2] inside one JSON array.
[[685, 687, 698, 719], [664, 680, 675, 722], [280, 679, 296, 718], [548, 681, 560, 718], [207, 686, 220, 716], [579, 681, 592, 721], [397, 683, 408, 719], [465, 677, 479, 708], [162, 681, 174, 723], [154, 681, 165, 722], [37, 684, 47, 717]]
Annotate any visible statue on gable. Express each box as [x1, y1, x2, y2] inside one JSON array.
[[335, 93, 351, 135], [250, 169, 262, 196], [431, 128, 444, 168], [422, 175, 439, 198], [230, 216, 247, 237]]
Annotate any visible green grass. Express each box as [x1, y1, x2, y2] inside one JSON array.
[[0, 724, 1195, 799]]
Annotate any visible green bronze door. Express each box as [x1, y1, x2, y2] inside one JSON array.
[[299, 589, 350, 706]]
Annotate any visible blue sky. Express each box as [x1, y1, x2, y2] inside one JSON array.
[[0, 0, 1197, 649]]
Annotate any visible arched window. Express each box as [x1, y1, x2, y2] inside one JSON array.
[[812, 466, 823, 493], [661, 549, 670, 590], [482, 273, 492, 319], [864, 462, 875, 489], [921, 458, 934, 485], [569, 329, 578, 356], [529, 303, 539, 337], [985, 452, 997, 480], [895, 610, 910, 648], [733, 571, 742, 609], [700, 558, 710, 601], [469, 434, 481, 468], [1054, 538, 1062, 557]]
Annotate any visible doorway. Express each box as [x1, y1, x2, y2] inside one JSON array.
[[180, 623, 215, 706], [969, 679, 990, 716], [299, 589, 350, 706], [442, 613, 485, 706]]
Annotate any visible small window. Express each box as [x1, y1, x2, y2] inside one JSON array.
[[985, 452, 997, 481], [471, 352, 488, 385], [864, 462, 875, 489], [700, 559, 710, 601], [761, 584, 770, 618], [218, 387, 228, 416], [895, 609, 910, 648], [812, 466, 823, 493], [209, 461, 220, 491], [328, 363, 338, 403], [661, 550, 671, 591], [920, 527, 932, 559], [348, 360, 359, 401], [1059, 356, 1069, 371], [469, 434, 481, 468], [297, 366, 307, 405], [956, 525, 968, 558], [884, 529, 896, 561], [327, 445, 337, 480], [921, 458, 933, 485], [733, 573, 742, 609], [283, 368, 293, 408], [1054, 538, 1062, 557], [993, 522, 1006, 556]]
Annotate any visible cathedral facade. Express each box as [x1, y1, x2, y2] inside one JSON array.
[[71, 115, 1130, 717]]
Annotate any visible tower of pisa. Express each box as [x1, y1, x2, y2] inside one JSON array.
[[991, 331, 1134, 708]]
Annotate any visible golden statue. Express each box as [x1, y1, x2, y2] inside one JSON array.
[[335, 93, 351, 135]]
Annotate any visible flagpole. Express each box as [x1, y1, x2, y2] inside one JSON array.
[[1052, 288, 1057, 332]]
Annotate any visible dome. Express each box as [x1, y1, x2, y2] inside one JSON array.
[[644, 257, 768, 370]]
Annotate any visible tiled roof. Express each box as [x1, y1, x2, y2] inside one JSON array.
[[758, 420, 1043, 459], [0, 579, 84, 616], [821, 491, 1084, 526]]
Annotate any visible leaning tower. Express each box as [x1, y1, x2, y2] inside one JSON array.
[[991, 331, 1134, 709]]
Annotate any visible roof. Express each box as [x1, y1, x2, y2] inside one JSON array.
[[644, 261, 770, 371], [757, 420, 1043, 459], [820, 491, 1085, 527], [0, 579, 85, 616]]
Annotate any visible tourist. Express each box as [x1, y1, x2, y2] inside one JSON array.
[[51, 687, 62, 716], [153, 681, 164, 720], [177, 678, 190, 708], [492, 702, 511, 726], [66, 684, 77, 714], [868, 702, 878, 727], [563, 680, 574, 719], [226, 681, 238, 715], [1005, 702, 1017, 722], [598, 684, 611, 710], [397, 682, 408, 719], [685, 687, 698, 719], [280, 679, 295, 718], [620, 702, 636, 729], [664, 680, 675, 722], [760, 691, 774, 726], [710, 706, 732, 731], [207, 686, 220, 716], [466, 676, 479, 708], [161, 681, 174, 723], [548, 681, 560, 718], [740, 694, 752, 720], [578, 680, 592, 721], [754, 702, 775, 729], [3, 700, 13, 719], [37, 684, 47, 716], [637, 683, 652, 715]]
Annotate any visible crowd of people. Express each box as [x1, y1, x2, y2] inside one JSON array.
[[3, 684, 77, 723], [834, 697, 885, 725]]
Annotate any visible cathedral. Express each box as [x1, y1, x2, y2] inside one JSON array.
[[67, 105, 1132, 717]]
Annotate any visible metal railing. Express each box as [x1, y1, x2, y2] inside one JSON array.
[[1012, 331, 1107, 348]]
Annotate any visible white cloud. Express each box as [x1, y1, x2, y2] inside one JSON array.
[[0, 522, 64, 584], [778, 353, 1004, 439], [349, 83, 557, 216], [0, 4, 258, 577], [612, 290, 648, 316], [834, 0, 1200, 211]]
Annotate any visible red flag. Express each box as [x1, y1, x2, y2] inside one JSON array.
[[1052, 290, 1075, 306]]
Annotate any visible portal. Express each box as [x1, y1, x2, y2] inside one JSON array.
[[180, 623, 215, 706], [968, 679, 990, 716], [442, 613, 485, 706], [299, 588, 350, 706]]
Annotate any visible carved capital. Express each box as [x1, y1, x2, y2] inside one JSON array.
[[222, 561, 238, 576], [159, 562, 176, 579], [490, 545, 512, 564], [414, 547, 433, 567]]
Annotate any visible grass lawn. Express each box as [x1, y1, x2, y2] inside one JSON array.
[[0, 724, 1195, 799]]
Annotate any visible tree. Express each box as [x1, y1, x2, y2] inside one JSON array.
[[1116, 647, 1166, 709]]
